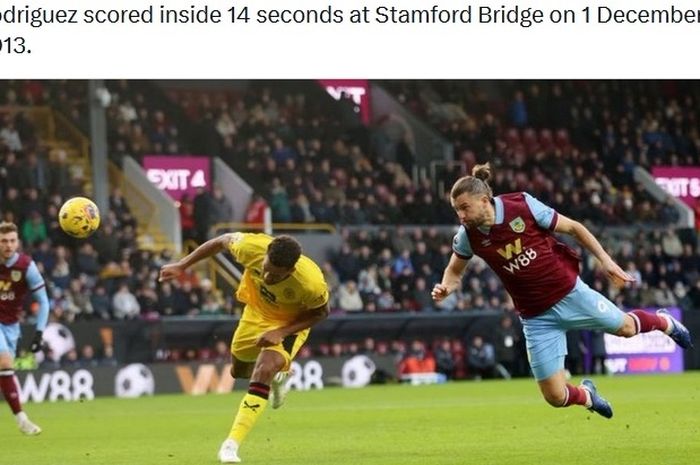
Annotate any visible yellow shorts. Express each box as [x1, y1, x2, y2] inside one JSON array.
[[230, 306, 309, 371]]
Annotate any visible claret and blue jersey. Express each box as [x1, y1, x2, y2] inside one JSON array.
[[452, 192, 580, 317], [452, 192, 558, 260], [0, 253, 50, 355], [451, 191, 626, 380]]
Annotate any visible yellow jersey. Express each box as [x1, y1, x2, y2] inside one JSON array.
[[228, 233, 329, 323]]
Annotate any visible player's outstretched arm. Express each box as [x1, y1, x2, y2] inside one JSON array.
[[554, 214, 634, 286], [159, 233, 233, 282], [432, 253, 469, 302]]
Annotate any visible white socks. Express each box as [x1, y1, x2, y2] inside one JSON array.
[[15, 411, 28, 424], [661, 314, 674, 335]]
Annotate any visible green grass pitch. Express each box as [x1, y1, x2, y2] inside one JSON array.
[[2, 373, 699, 465]]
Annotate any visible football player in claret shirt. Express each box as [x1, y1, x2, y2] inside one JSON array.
[[433, 163, 693, 419], [0, 222, 49, 435], [159, 233, 330, 463]]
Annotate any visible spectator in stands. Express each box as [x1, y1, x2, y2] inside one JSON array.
[[493, 314, 519, 378], [434, 339, 456, 379], [50, 246, 71, 290], [112, 282, 141, 319], [399, 340, 436, 376], [198, 279, 224, 317], [269, 178, 291, 223], [654, 281, 678, 307], [92, 224, 120, 265], [24, 153, 47, 192], [63, 278, 94, 321], [290, 194, 315, 224], [179, 194, 196, 241], [90, 284, 111, 320], [412, 277, 435, 312], [244, 194, 268, 224], [173, 280, 202, 316], [100, 345, 118, 367], [467, 335, 496, 380], [193, 186, 213, 243], [212, 340, 231, 363], [662, 229, 684, 257], [337, 280, 363, 313], [156, 281, 176, 316], [332, 244, 360, 283], [392, 249, 414, 277], [136, 283, 160, 320], [360, 337, 376, 355], [0, 119, 22, 151], [211, 185, 234, 230], [79, 345, 99, 368], [61, 349, 81, 368], [21, 211, 48, 246], [686, 278, 700, 310], [75, 243, 100, 278]]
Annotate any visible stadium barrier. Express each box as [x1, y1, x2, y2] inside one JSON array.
[[13, 355, 398, 403], [16, 308, 697, 391], [21, 311, 505, 364]]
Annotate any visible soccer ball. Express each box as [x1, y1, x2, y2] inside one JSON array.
[[58, 197, 100, 238], [115, 364, 156, 398], [38, 322, 76, 363], [341, 355, 376, 388]]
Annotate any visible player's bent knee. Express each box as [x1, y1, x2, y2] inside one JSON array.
[[614, 316, 637, 338], [252, 361, 281, 381], [542, 390, 566, 407], [251, 353, 286, 383], [615, 327, 635, 338]]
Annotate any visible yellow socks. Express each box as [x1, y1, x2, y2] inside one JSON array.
[[228, 382, 270, 444]]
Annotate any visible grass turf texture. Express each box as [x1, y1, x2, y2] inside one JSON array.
[[2, 373, 698, 465]]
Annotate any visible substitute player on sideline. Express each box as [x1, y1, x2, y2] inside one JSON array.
[[0, 222, 49, 435], [432, 163, 692, 419], [159, 232, 329, 463]]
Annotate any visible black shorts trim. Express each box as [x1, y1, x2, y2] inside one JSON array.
[[282, 334, 297, 355]]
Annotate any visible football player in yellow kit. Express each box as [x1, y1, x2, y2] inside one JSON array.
[[159, 233, 330, 463]]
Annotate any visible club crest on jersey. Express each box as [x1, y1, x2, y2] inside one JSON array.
[[509, 216, 525, 233], [283, 288, 295, 299], [10, 271, 22, 282]]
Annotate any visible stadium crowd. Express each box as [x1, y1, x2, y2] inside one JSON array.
[[383, 81, 700, 225]]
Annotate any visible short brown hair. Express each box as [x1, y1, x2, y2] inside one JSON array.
[[267, 235, 302, 269], [0, 222, 18, 234], [450, 162, 493, 200]]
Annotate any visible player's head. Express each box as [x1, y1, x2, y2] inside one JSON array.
[[449, 162, 494, 228], [0, 222, 20, 260], [263, 235, 302, 285]]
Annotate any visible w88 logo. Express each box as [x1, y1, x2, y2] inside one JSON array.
[[502, 248, 538, 274]]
